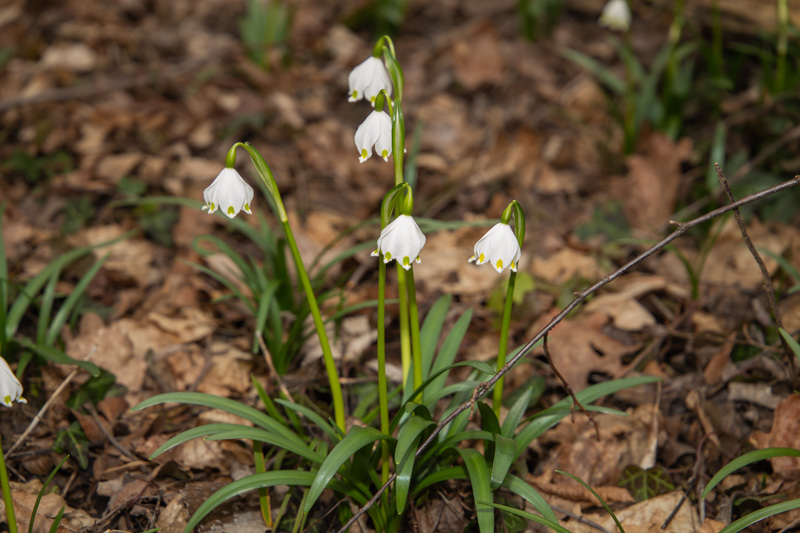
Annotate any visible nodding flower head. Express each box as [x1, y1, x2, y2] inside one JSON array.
[[202, 168, 254, 219], [468, 222, 522, 273], [348, 56, 392, 105], [355, 110, 393, 163], [599, 0, 631, 31], [371, 215, 426, 270], [0, 357, 25, 407]]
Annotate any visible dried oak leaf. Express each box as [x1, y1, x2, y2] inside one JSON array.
[[749, 393, 800, 480], [528, 311, 638, 389]]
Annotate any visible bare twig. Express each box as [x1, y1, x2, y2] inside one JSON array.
[[6, 346, 97, 457], [257, 331, 296, 403], [543, 333, 600, 441], [336, 176, 800, 532], [549, 504, 613, 533], [714, 163, 794, 376], [85, 402, 138, 462]]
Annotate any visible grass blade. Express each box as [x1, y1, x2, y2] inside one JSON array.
[[457, 448, 494, 533], [719, 499, 800, 533], [557, 470, 625, 533], [302, 426, 389, 514], [490, 434, 515, 490], [501, 474, 559, 524], [184, 470, 316, 533], [484, 501, 570, 533], [702, 447, 800, 499]]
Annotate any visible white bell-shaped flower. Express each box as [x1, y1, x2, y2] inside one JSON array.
[[0, 357, 25, 407], [355, 110, 393, 163], [468, 222, 522, 273], [348, 56, 392, 105], [202, 168, 254, 219], [599, 0, 631, 31], [371, 215, 426, 270]]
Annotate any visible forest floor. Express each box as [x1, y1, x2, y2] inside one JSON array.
[[2, 0, 800, 531]]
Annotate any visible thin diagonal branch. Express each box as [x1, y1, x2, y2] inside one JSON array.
[[336, 175, 800, 532], [714, 163, 794, 375]]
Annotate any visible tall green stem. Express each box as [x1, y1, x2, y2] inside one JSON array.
[[282, 221, 346, 431], [234, 142, 345, 432], [396, 266, 412, 391], [406, 269, 423, 399], [493, 271, 517, 418], [0, 437, 17, 533], [377, 260, 390, 484]]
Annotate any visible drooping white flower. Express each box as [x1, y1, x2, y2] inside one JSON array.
[[468, 223, 522, 273], [355, 110, 392, 163], [348, 56, 392, 105], [371, 215, 426, 270], [0, 357, 25, 407], [202, 168, 254, 219], [599, 0, 631, 31]]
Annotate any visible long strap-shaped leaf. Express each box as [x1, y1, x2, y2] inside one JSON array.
[[719, 499, 800, 533], [702, 447, 800, 499], [184, 470, 316, 533], [132, 392, 307, 450], [207, 427, 324, 464], [484, 502, 571, 533], [457, 448, 494, 533], [501, 474, 559, 524], [303, 426, 390, 514], [395, 416, 435, 513]]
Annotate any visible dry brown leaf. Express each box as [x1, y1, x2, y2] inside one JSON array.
[[701, 217, 790, 288], [451, 24, 504, 90], [694, 518, 725, 533], [0, 479, 94, 533], [619, 133, 692, 230], [702, 333, 735, 385], [749, 393, 800, 480], [585, 274, 687, 331], [534, 405, 658, 489], [528, 311, 637, 389], [66, 313, 145, 400], [531, 247, 604, 285], [95, 153, 142, 182], [566, 491, 699, 533]]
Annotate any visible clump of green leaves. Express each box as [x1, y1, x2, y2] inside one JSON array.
[[134, 291, 660, 532], [239, 0, 291, 70], [517, 0, 563, 41]]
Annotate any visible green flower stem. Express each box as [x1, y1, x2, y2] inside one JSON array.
[[493, 271, 517, 418], [377, 259, 390, 484], [0, 437, 17, 533], [396, 266, 412, 391], [234, 142, 345, 432], [282, 220, 346, 432], [253, 441, 271, 528], [406, 268, 423, 399]]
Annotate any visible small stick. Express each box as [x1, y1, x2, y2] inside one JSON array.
[[257, 331, 296, 403], [714, 163, 794, 376], [6, 346, 97, 457], [85, 403, 138, 462], [336, 176, 800, 532], [543, 334, 600, 441]]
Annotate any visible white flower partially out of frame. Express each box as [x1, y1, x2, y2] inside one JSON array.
[[355, 110, 392, 163], [371, 215, 426, 270], [202, 168, 254, 219], [0, 357, 25, 407], [468, 222, 521, 273], [348, 56, 392, 105], [599, 0, 631, 31]]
